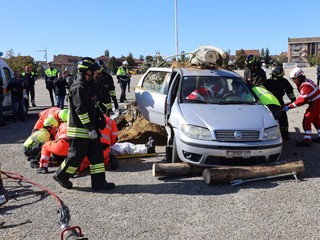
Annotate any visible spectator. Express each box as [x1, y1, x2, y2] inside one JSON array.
[[63, 68, 74, 92], [45, 62, 58, 106], [0, 73, 6, 127], [116, 61, 131, 102], [21, 65, 37, 107], [7, 70, 26, 122], [53, 72, 68, 109]]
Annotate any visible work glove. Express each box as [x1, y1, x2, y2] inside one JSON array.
[[283, 106, 289, 112], [88, 129, 98, 139]]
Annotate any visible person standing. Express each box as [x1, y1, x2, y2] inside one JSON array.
[[244, 54, 267, 87], [94, 60, 118, 116], [316, 63, 320, 87], [63, 68, 74, 92], [21, 65, 37, 107], [45, 62, 58, 106], [53, 72, 68, 109], [7, 70, 26, 122], [284, 67, 320, 147], [53, 57, 115, 190], [0, 73, 6, 127], [264, 66, 296, 140], [116, 61, 130, 102]]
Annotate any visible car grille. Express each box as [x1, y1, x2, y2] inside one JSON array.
[[214, 130, 260, 142]]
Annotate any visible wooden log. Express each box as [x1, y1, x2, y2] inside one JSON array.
[[152, 163, 204, 177], [202, 160, 304, 185]]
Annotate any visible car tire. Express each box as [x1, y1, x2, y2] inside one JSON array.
[[172, 137, 182, 163]]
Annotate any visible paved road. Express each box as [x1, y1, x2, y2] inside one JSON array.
[[1, 68, 320, 240]]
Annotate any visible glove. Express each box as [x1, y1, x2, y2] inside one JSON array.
[[283, 106, 289, 112], [88, 129, 98, 139]]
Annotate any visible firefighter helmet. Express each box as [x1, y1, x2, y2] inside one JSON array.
[[245, 54, 259, 69], [77, 57, 96, 73], [95, 59, 105, 71], [58, 109, 68, 122], [43, 117, 59, 128], [272, 66, 285, 80], [289, 67, 304, 79]]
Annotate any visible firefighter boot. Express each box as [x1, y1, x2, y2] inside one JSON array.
[[53, 174, 73, 189], [92, 180, 115, 191]]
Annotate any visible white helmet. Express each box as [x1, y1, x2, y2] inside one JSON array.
[[289, 67, 304, 79], [122, 61, 128, 65]]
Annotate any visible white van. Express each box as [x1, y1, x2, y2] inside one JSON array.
[[0, 58, 29, 115]]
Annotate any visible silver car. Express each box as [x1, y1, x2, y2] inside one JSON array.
[[135, 67, 283, 167]]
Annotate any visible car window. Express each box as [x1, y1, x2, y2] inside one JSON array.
[[181, 76, 256, 103], [142, 71, 171, 93]]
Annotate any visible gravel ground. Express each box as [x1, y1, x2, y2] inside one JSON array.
[[1, 68, 320, 240]]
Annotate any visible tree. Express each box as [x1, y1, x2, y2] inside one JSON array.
[[5, 49, 15, 59], [264, 48, 272, 64], [107, 56, 117, 74], [104, 50, 109, 57], [308, 53, 320, 66], [139, 55, 144, 61], [236, 49, 246, 69], [126, 53, 134, 66], [5, 55, 34, 73], [260, 48, 265, 59]]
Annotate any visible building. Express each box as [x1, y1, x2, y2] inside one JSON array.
[[288, 37, 320, 64]]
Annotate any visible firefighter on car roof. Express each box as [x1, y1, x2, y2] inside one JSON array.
[[284, 67, 320, 147], [53, 57, 115, 190]]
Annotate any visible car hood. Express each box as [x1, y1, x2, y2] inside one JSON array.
[[179, 104, 276, 130]]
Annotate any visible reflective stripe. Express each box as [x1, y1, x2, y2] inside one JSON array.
[[109, 90, 116, 96], [66, 166, 78, 174], [90, 163, 105, 174], [78, 112, 90, 125], [67, 127, 90, 138]]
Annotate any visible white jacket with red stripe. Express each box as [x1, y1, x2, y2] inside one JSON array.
[[289, 78, 320, 108]]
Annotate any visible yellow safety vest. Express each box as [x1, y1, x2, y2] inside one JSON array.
[[252, 86, 280, 106]]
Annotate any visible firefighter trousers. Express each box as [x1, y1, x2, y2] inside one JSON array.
[[55, 138, 106, 188]]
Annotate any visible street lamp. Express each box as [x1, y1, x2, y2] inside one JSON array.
[[174, 0, 178, 56]]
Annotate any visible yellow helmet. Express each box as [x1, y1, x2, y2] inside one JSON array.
[[43, 117, 59, 128], [58, 109, 68, 122]]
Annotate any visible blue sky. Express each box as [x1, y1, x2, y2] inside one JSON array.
[[2, 0, 319, 61]]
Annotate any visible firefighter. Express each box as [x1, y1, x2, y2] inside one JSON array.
[[53, 57, 115, 190], [94, 60, 118, 116], [37, 122, 69, 174], [116, 61, 131, 102], [252, 86, 281, 120], [45, 62, 58, 106], [244, 54, 267, 87], [79, 114, 119, 173], [21, 65, 37, 107], [23, 117, 58, 168], [284, 67, 320, 147], [264, 66, 296, 139], [33, 107, 68, 132]]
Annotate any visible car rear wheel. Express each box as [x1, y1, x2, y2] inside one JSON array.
[[172, 137, 182, 163]]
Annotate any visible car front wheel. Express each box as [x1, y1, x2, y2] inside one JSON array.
[[172, 137, 182, 163]]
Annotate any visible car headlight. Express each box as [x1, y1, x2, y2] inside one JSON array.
[[263, 126, 281, 141], [181, 124, 212, 140]]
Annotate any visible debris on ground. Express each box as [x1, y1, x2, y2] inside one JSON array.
[[116, 101, 167, 146]]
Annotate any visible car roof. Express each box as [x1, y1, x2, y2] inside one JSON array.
[[147, 67, 242, 78]]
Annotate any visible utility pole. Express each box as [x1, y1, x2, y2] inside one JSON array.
[[174, 0, 178, 56], [35, 48, 47, 62]]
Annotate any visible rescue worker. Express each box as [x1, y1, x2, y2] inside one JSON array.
[[264, 66, 296, 139], [244, 54, 267, 87], [45, 62, 58, 106], [94, 60, 118, 116], [284, 67, 320, 147], [33, 107, 68, 133], [21, 65, 37, 107], [317, 64, 320, 87], [187, 79, 226, 101], [79, 114, 119, 172], [116, 61, 131, 102], [23, 117, 58, 168], [252, 86, 281, 120], [53, 57, 115, 190], [37, 122, 69, 174]]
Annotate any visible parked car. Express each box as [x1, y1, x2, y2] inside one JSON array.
[[135, 67, 283, 167], [0, 58, 29, 115]]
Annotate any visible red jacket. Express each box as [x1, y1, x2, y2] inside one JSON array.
[[289, 78, 320, 108]]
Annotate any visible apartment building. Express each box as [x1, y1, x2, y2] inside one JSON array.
[[288, 37, 320, 64]]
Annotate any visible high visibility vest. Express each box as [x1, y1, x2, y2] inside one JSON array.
[[116, 67, 127, 76], [45, 68, 58, 78], [252, 86, 280, 106], [23, 128, 51, 148], [100, 115, 118, 146]]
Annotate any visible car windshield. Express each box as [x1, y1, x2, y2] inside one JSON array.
[[180, 76, 256, 104]]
